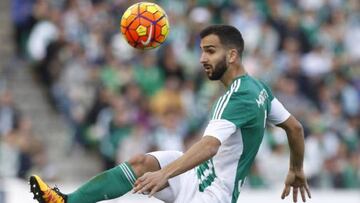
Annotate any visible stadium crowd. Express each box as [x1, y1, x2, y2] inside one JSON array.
[[1, 0, 359, 189]]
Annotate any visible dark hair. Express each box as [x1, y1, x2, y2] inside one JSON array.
[[200, 25, 245, 57]]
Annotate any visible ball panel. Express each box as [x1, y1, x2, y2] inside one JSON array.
[[153, 11, 163, 21], [136, 25, 148, 36], [161, 25, 169, 37], [130, 4, 139, 15], [154, 4, 166, 14], [156, 17, 168, 26], [155, 35, 165, 43], [138, 17, 152, 28], [146, 4, 158, 14], [151, 41, 160, 47], [142, 46, 155, 50], [128, 18, 141, 30], [154, 24, 161, 38], [120, 26, 126, 35], [141, 11, 156, 22], [122, 9, 132, 19], [139, 3, 148, 14], [127, 29, 139, 42], [123, 14, 137, 28]]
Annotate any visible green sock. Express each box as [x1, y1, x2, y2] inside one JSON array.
[[67, 162, 137, 203]]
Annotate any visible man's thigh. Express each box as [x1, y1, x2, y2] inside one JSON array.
[[147, 151, 229, 203], [146, 151, 184, 203]]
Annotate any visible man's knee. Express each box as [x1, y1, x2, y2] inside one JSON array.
[[128, 154, 160, 177]]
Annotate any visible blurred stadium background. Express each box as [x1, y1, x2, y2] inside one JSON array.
[[0, 0, 359, 202]]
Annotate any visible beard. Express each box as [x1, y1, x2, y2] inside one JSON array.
[[208, 57, 228, 80]]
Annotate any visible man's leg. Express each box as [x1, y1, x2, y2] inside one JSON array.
[[30, 154, 160, 203]]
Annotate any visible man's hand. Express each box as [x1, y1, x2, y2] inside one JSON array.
[[281, 169, 311, 202], [133, 136, 220, 198], [133, 170, 169, 197]]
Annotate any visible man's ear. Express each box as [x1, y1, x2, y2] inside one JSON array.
[[227, 49, 238, 63]]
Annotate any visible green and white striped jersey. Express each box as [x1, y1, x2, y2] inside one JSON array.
[[195, 74, 290, 203]]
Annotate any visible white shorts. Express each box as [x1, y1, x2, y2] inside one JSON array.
[[147, 151, 231, 203]]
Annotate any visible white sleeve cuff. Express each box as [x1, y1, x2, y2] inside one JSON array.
[[268, 98, 291, 125], [203, 119, 236, 143]]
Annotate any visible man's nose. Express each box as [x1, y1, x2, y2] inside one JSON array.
[[200, 53, 208, 64]]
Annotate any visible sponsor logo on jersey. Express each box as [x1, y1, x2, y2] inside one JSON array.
[[256, 89, 269, 108]]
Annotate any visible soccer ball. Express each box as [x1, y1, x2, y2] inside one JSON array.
[[120, 2, 170, 50]]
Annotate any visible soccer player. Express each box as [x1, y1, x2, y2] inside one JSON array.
[[30, 25, 311, 203]]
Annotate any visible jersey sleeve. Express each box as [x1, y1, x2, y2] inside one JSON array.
[[203, 119, 236, 143], [267, 98, 291, 125]]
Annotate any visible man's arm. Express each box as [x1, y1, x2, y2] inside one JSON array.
[[161, 136, 220, 178], [133, 136, 221, 196], [277, 115, 311, 202], [277, 115, 305, 171]]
